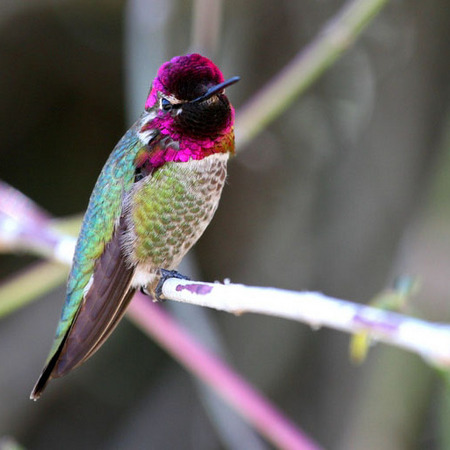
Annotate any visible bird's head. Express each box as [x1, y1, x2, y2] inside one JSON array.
[[144, 54, 239, 141]]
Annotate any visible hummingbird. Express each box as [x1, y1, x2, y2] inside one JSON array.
[[30, 53, 239, 400]]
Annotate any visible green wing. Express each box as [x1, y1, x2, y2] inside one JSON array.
[[31, 127, 144, 399]]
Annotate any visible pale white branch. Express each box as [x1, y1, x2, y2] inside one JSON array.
[[3, 196, 449, 370], [162, 278, 450, 368]]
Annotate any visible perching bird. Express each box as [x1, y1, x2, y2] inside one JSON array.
[[31, 53, 239, 400]]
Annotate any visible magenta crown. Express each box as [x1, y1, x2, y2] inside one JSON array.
[[138, 54, 237, 169], [145, 54, 225, 110]]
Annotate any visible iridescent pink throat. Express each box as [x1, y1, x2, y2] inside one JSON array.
[[137, 113, 234, 171]]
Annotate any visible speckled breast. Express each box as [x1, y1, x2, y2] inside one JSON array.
[[123, 152, 228, 279]]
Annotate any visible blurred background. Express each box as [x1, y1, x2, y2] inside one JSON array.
[[1, 0, 450, 448]]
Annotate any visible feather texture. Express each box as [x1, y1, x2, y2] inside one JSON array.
[[30, 128, 142, 400], [31, 54, 237, 400], [31, 221, 136, 399]]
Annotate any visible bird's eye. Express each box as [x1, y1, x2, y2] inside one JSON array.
[[161, 98, 172, 111]]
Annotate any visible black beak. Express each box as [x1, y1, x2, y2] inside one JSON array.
[[190, 76, 240, 104]]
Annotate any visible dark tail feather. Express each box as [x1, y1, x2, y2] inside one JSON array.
[[30, 222, 135, 400], [30, 336, 68, 400], [30, 364, 53, 401]]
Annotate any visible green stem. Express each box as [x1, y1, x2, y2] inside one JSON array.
[[0, 261, 68, 318], [191, 0, 223, 57], [0, 0, 389, 319], [235, 0, 389, 149]]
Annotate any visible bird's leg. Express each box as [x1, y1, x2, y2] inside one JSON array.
[[154, 269, 190, 302], [140, 286, 151, 297]]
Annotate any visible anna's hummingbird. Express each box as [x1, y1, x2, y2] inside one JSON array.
[[30, 53, 239, 400]]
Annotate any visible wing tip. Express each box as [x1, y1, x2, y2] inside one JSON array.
[[30, 337, 67, 401], [30, 364, 53, 401]]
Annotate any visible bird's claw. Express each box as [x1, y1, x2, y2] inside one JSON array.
[[154, 269, 190, 302]]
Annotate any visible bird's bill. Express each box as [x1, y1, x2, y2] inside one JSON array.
[[190, 76, 240, 104]]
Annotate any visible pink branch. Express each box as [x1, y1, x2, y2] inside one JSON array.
[[0, 181, 74, 263], [128, 292, 322, 450], [0, 181, 320, 449]]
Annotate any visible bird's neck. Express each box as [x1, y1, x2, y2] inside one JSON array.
[[135, 112, 234, 172]]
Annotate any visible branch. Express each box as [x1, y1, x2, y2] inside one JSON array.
[[0, 180, 76, 265], [160, 278, 450, 368], [0, 182, 322, 450], [190, 0, 223, 57], [235, 0, 388, 149], [129, 293, 320, 450], [3, 180, 450, 369], [0, 1, 397, 446], [0, 261, 68, 318]]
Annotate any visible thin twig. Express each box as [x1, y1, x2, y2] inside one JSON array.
[[191, 0, 223, 57], [3, 185, 450, 370], [235, 0, 388, 149], [0, 0, 394, 446], [129, 294, 322, 450], [0, 261, 68, 318], [160, 278, 450, 368], [0, 187, 321, 449]]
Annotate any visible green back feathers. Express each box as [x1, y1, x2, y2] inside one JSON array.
[[50, 129, 142, 358]]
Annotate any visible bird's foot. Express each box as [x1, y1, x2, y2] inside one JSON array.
[[140, 286, 151, 297], [154, 269, 190, 302]]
